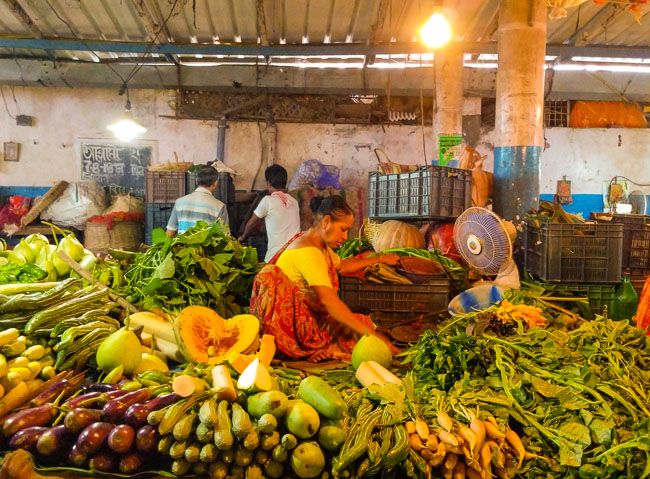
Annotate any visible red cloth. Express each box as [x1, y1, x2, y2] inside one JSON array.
[[250, 233, 373, 359], [634, 275, 650, 335], [87, 212, 145, 230]]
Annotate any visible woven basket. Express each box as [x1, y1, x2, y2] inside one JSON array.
[[361, 218, 380, 245], [84, 221, 144, 254]]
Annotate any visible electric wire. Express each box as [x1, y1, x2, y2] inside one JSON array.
[[0, 86, 16, 119]]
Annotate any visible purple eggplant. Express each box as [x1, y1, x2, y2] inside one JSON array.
[[36, 425, 72, 456], [124, 393, 181, 427], [102, 389, 151, 424], [119, 453, 144, 475], [76, 422, 114, 456], [80, 383, 119, 394], [66, 389, 128, 409], [89, 451, 117, 473], [107, 424, 135, 454], [9, 426, 49, 452], [68, 444, 88, 468], [135, 425, 158, 453], [2, 404, 57, 438], [63, 408, 103, 433], [29, 379, 74, 408]]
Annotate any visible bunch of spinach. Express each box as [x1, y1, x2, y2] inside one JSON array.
[[119, 221, 261, 317], [403, 317, 650, 478]]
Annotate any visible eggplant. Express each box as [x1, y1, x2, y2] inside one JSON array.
[[9, 426, 49, 452], [65, 389, 128, 410], [64, 408, 103, 433], [76, 422, 114, 456], [89, 451, 117, 473], [119, 452, 144, 475], [124, 393, 181, 427], [102, 389, 151, 423], [29, 379, 73, 408], [80, 383, 119, 394], [36, 425, 72, 456], [2, 404, 57, 438], [135, 425, 158, 453], [68, 444, 88, 468], [107, 424, 135, 454]]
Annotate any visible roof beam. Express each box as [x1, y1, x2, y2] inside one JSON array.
[[130, 0, 176, 64], [2, 0, 55, 60], [0, 37, 648, 59], [256, 0, 268, 47], [365, 0, 390, 65]]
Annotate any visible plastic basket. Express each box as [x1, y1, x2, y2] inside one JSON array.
[[145, 203, 174, 244], [368, 165, 472, 220], [598, 214, 650, 270], [339, 276, 450, 327], [524, 222, 623, 283], [145, 171, 187, 203], [186, 172, 236, 205], [84, 221, 143, 254], [551, 283, 615, 316]]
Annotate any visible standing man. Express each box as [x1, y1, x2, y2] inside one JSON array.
[[166, 166, 229, 237], [238, 165, 300, 262]]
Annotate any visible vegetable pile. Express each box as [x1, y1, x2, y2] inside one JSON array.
[[114, 221, 261, 316]]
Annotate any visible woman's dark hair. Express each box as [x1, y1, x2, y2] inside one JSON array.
[[265, 165, 288, 189], [196, 166, 220, 187], [309, 195, 354, 222]]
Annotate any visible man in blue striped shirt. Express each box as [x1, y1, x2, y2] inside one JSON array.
[[166, 166, 229, 237]]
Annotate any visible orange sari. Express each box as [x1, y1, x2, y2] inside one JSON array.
[[634, 275, 650, 335], [250, 234, 373, 358]]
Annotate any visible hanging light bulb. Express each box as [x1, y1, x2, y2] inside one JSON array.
[[420, 4, 451, 49], [107, 96, 146, 141]]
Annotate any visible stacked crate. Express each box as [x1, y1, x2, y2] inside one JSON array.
[[593, 214, 650, 296], [524, 221, 624, 316], [339, 165, 472, 326]]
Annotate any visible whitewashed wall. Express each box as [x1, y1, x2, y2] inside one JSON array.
[[1, 87, 649, 217]]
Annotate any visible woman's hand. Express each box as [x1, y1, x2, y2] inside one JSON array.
[[379, 253, 401, 266]]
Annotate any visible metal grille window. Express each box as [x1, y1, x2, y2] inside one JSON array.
[[544, 100, 571, 127]]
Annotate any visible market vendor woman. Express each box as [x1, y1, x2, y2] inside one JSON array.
[[251, 195, 400, 362]]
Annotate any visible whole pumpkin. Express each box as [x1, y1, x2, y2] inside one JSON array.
[[372, 220, 425, 253]]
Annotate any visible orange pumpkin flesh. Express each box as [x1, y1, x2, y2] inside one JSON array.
[[173, 306, 260, 364]]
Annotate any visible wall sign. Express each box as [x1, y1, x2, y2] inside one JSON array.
[[437, 134, 463, 166], [80, 140, 154, 198], [4, 142, 19, 161]]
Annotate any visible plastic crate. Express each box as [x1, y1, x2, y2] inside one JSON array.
[[339, 276, 450, 327], [624, 267, 650, 297], [145, 203, 174, 244], [599, 214, 650, 270], [186, 172, 236, 205], [524, 222, 623, 283], [145, 171, 187, 203], [551, 283, 616, 316], [368, 165, 472, 220]]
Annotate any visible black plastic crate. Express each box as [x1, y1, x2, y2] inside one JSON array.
[[186, 172, 236, 205], [339, 276, 450, 328], [145, 203, 174, 244], [368, 165, 472, 220], [145, 171, 187, 203], [551, 283, 616, 317], [525, 222, 623, 283], [597, 214, 650, 270]]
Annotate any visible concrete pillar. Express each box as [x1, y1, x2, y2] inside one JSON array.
[[493, 0, 546, 222], [433, 48, 464, 164]]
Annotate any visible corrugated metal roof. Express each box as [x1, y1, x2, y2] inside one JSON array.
[[0, 0, 647, 61]]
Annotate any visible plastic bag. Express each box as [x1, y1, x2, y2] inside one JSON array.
[[103, 194, 145, 215], [288, 160, 341, 190], [570, 101, 648, 128], [41, 181, 107, 229]]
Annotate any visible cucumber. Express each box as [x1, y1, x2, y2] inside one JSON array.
[[298, 376, 347, 420]]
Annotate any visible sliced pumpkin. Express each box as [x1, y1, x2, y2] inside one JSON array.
[[173, 306, 260, 364], [256, 335, 276, 367], [227, 352, 255, 375]]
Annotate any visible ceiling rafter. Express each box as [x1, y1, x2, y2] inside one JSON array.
[[3, 0, 55, 60], [365, 0, 390, 65], [131, 0, 177, 65], [256, 0, 269, 46]]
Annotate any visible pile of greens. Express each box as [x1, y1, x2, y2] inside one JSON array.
[[118, 221, 261, 317], [402, 317, 650, 478], [336, 238, 374, 259]]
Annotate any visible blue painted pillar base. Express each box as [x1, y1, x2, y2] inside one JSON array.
[[493, 145, 541, 222]]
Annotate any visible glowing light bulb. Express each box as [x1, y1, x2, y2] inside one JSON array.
[[107, 109, 146, 141], [420, 12, 451, 49]]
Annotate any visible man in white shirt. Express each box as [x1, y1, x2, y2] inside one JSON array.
[[238, 165, 300, 262]]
